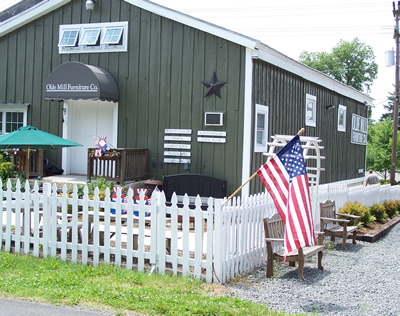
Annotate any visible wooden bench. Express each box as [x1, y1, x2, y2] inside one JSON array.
[[320, 199, 360, 250], [263, 213, 324, 280], [97, 225, 173, 254], [162, 174, 227, 209]]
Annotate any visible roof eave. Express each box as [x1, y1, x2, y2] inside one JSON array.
[[0, 0, 70, 37], [254, 42, 374, 105], [124, 0, 261, 49]]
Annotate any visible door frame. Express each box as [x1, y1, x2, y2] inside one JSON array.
[[61, 100, 118, 175]]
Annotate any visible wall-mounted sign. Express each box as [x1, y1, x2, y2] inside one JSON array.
[[164, 143, 191, 150], [198, 131, 226, 137], [164, 135, 191, 142], [164, 129, 192, 164], [351, 114, 367, 145], [198, 137, 226, 143], [197, 130, 226, 143], [164, 158, 191, 164], [165, 129, 192, 134], [163, 151, 191, 157]]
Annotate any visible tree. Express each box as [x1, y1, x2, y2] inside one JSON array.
[[366, 118, 400, 179], [299, 38, 378, 92]]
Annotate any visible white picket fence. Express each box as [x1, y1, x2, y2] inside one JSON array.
[[1, 180, 400, 283]]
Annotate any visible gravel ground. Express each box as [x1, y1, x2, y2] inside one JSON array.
[[225, 222, 400, 315]]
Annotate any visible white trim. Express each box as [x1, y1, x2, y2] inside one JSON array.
[[101, 26, 124, 45], [79, 28, 101, 46], [61, 101, 70, 175], [241, 48, 254, 198], [0, 0, 71, 37], [204, 112, 224, 126], [254, 104, 269, 153], [338, 104, 347, 132], [0, 104, 28, 134], [58, 22, 128, 54], [124, 0, 260, 49]]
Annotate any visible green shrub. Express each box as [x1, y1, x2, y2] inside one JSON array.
[[0, 152, 15, 189], [369, 203, 388, 221], [396, 200, 400, 215], [383, 200, 399, 218], [339, 201, 374, 225]]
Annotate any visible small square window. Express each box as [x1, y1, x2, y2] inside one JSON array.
[[101, 27, 123, 45], [79, 28, 101, 46], [58, 29, 79, 47], [305, 94, 316, 127]]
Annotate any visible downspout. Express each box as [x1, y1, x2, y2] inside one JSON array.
[[240, 48, 254, 198]]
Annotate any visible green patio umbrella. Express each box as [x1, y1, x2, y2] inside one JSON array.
[[0, 125, 82, 179]]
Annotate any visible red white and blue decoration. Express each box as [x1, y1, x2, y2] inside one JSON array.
[[134, 188, 151, 217], [94, 135, 110, 157], [110, 186, 127, 214]]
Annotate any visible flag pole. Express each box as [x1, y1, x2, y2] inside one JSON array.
[[224, 128, 305, 205]]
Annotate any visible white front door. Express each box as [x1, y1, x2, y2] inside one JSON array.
[[62, 100, 118, 175]]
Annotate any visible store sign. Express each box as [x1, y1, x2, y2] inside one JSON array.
[[45, 83, 99, 92]]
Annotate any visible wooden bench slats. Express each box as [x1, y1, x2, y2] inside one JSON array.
[[320, 200, 360, 250], [263, 213, 324, 280]]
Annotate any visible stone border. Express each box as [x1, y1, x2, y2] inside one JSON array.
[[356, 215, 400, 243]]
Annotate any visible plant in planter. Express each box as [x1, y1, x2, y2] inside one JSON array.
[[369, 203, 388, 222], [339, 201, 375, 226], [382, 200, 399, 218]]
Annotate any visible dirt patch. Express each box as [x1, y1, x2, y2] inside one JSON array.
[[358, 220, 388, 235]]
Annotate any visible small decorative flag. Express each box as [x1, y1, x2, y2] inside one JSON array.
[[257, 134, 315, 255]]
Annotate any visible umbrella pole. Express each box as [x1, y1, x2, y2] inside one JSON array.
[[26, 145, 30, 180]]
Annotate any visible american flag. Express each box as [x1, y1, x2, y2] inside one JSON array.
[[257, 134, 315, 254]]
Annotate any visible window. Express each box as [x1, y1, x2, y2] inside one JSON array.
[[0, 104, 28, 135], [338, 104, 346, 132], [204, 112, 224, 126], [305, 94, 317, 127], [254, 104, 269, 152], [101, 27, 123, 45], [79, 28, 101, 46], [58, 28, 79, 47], [58, 22, 128, 54]]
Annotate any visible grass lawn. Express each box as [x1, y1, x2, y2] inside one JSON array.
[[0, 251, 295, 316]]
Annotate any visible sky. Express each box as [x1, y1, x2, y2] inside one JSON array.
[[0, 0, 395, 120], [151, 0, 395, 121]]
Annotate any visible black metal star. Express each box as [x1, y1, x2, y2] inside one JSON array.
[[202, 72, 227, 98]]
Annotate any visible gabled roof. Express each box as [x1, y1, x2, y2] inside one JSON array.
[[0, 0, 373, 104]]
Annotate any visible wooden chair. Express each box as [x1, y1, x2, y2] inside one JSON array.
[[319, 200, 360, 250], [263, 213, 324, 280]]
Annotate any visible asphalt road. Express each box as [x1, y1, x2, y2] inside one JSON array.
[[0, 298, 113, 316]]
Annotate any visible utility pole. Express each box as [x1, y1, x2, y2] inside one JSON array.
[[391, 1, 400, 185]]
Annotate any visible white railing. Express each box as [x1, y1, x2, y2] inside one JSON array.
[[1, 180, 400, 283]]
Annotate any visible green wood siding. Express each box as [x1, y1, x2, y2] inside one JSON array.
[[250, 60, 368, 193], [0, 0, 245, 193]]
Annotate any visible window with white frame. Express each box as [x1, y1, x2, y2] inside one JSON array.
[[58, 28, 79, 47], [79, 28, 101, 46], [254, 104, 269, 152], [305, 94, 317, 127], [338, 104, 346, 132], [101, 27, 124, 45], [0, 104, 28, 135], [58, 21, 128, 54]]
